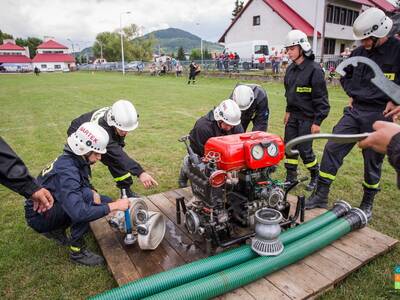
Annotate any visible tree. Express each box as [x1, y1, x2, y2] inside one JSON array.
[[15, 37, 42, 58], [203, 48, 212, 60], [232, 0, 244, 21], [177, 46, 186, 61], [189, 48, 201, 60], [0, 30, 13, 44]]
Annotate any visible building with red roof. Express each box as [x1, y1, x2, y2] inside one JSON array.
[[0, 39, 32, 72], [32, 37, 75, 72], [218, 0, 397, 58]]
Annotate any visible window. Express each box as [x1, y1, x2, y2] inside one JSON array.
[[340, 43, 345, 53], [326, 5, 359, 27], [254, 45, 269, 55], [253, 15, 260, 26], [41, 64, 47, 68], [54, 65, 61, 69], [326, 5, 333, 23], [324, 38, 336, 55]]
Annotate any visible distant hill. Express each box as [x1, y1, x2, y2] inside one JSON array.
[[139, 27, 223, 55]]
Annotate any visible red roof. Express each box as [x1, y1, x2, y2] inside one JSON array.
[[219, 0, 319, 43], [0, 42, 25, 51], [37, 39, 68, 49], [368, 0, 396, 12], [0, 55, 32, 63], [33, 53, 75, 63]]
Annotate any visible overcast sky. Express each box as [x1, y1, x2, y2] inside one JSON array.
[[0, 0, 235, 50]]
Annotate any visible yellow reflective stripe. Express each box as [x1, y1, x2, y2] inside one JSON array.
[[70, 246, 81, 252], [384, 73, 395, 81], [296, 87, 312, 93], [363, 181, 380, 189], [305, 158, 318, 169], [319, 171, 335, 181], [285, 159, 299, 165], [114, 172, 131, 182]]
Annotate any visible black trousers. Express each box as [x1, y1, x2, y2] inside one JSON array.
[[188, 72, 196, 82], [284, 116, 318, 171], [319, 106, 391, 189], [25, 194, 111, 247]]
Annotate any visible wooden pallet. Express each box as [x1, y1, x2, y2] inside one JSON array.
[[90, 188, 398, 299]]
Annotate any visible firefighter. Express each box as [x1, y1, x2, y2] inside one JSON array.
[[0, 137, 53, 213], [306, 8, 400, 220], [67, 100, 158, 198], [178, 99, 243, 187], [230, 84, 269, 132], [25, 123, 131, 266], [283, 29, 330, 191], [359, 121, 400, 188]]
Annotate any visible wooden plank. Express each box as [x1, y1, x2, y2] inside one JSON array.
[[145, 194, 209, 262], [217, 287, 256, 300], [90, 217, 140, 285], [243, 278, 292, 300], [359, 227, 398, 248]]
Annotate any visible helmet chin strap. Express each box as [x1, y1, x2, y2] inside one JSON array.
[[293, 47, 303, 64], [371, 36, 379, 49]]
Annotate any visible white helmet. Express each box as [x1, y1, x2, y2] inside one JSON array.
[[232, 85, 255, 111], [284, 29, 312, 53], [213, 99, 241, 126], [107, 100, 139, 131], [353, 7, 393, 40], [67, 122, 109, 155]]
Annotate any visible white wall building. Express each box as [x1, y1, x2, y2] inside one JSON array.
[[0, 39, 32, 72], [219, 0, 396, 58], [32, 37, 76, 72]]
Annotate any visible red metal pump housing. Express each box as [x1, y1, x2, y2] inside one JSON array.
[[204, 131, 285, 171]]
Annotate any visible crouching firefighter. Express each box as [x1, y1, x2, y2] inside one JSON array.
[[25, 123, 131, 266], [67, 100, 158, 197], [178, 99, 243, 187], [230, 84, 269, 132], [283, 29, 330, 191], [306, 8, 400, 220]]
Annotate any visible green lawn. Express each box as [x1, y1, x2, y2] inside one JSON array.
[[0, 72, 398, 299]]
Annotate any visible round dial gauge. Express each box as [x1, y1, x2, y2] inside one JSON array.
[[267, 143, 279, 157], [251, 144, 264, 160]]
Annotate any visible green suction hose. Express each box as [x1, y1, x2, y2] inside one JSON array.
[[144, 208, 368, 300], [90, 201, 351, 300]]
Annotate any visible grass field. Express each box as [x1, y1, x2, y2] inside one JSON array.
[[0, 72, 399, 299]]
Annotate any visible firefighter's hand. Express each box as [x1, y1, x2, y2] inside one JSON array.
[[311, 124, 321, 134], [358, 121, 400, 154], [139, 172, 159, 189], [348, 97, 353, 109], [92, 190, 101, 204], [283, 112, 290, 125], [108, 199, 130, 212], [31, 188, 54, 213], [383, 101, 400, 122]]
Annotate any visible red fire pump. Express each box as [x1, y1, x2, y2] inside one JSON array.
[[178, 131, 305, 252]]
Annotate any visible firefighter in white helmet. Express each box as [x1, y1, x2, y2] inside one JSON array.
[[25, 122, 131, 266], [230, 84, 269, 132], [283, 29, 330, 191], [67, 99, 158, 198], [306, 7, 400, 219], [178, 99, 243, 187]]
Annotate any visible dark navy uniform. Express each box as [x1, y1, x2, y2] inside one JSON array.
[[189, 110, 244, 157], [318, 37, 400, 191], [67, 107, 144, 195], [387, 132, 400, 188], [284, 58, 330, 176], [231, 84, 269, 132], [0, 137, 41, 198], [25, 147, 112, 248]]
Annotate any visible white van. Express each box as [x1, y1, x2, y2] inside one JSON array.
[[224, 40, 269, 68]]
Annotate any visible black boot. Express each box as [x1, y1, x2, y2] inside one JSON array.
[[178, 167, 188, 188], [359, 187, 379, 221], [306, 166, 319, 191], [285, 169, 298, 185], [42, 228, 70, 246], [305, 180, 330, 209], [124, 187, 140, 198], [70, 246, 104, 266]]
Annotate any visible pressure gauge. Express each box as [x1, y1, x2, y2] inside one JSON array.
[[267, 142, 279, 157], [251, 144, 264, 160]]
